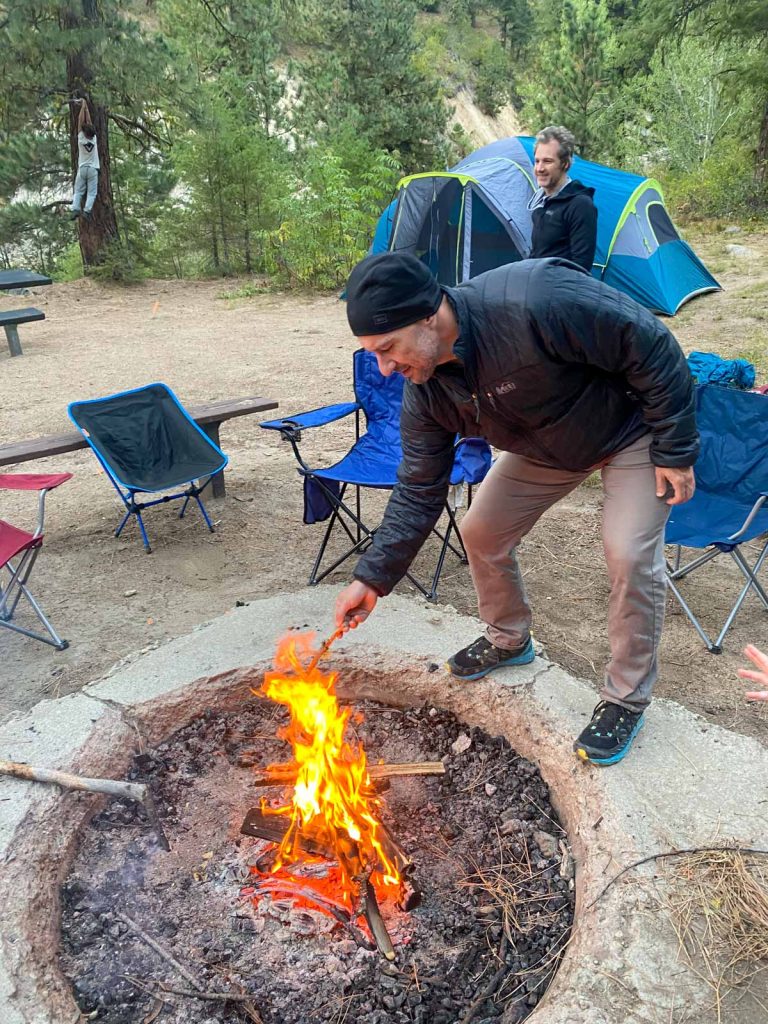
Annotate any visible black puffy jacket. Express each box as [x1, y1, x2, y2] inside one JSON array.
[[530, 180, 597, 271], [354, 258, 698, 596]]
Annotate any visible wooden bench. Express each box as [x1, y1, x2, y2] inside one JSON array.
[[0, 307, 46, 357], [0, 395, 279, 498]]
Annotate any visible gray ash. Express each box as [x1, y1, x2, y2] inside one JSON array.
[[59, 698, 573, 1024]]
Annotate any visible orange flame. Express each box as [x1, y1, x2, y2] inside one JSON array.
[[259, 633, 400, 903]]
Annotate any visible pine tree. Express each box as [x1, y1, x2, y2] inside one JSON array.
[[633, 0, 768, 183], [491, 0, 534, 58], [296, 0, 448, 173], [530, 0, 616, 157], [0, 1, 174, 271]]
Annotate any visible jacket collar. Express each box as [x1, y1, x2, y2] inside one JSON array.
[[440, 286, 476, 385]]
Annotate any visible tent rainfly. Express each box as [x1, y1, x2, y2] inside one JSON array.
[[374, 136, 719, 316]]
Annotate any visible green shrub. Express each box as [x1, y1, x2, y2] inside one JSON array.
[[657, 146, 768, 222], [86, 238, 145, 284], [51, 242, 85, 282], [266, 144, 400, 290], [470, 37, 512, 117]]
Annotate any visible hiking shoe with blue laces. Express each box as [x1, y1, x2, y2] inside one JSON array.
[[574, 701, 644, 766], [446, 635, 535, 680]]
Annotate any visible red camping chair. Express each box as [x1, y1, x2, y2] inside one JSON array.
[[0, 472, 72, 650]]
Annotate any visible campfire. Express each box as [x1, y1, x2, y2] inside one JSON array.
[[240, 632, 430, 958], [57, 640, 574, 1023]]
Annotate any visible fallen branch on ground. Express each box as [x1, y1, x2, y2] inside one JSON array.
[[124, 975, 254, 1003], [0, 759, 169, 850]]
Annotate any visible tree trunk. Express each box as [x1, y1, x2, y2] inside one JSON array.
[[242, 192, 252, 274], [65, 2, 119, 269], [756, 93, 768, 186]]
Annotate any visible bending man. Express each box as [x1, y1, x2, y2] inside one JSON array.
[[334, 252, 697, 767]]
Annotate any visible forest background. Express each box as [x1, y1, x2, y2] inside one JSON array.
[[1, 0, 767, 287]]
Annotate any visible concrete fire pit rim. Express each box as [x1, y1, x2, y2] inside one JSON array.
[[1, 588, 766, 1024]]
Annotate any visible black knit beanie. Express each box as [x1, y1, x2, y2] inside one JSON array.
[[346, 253, 443, 336]]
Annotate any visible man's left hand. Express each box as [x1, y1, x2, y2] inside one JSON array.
[[655, 466, 695, 505]]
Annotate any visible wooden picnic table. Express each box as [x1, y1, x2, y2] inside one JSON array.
[[0, 269, 52, 356], [0, 270, 53, 291]]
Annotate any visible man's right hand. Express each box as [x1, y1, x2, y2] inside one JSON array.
[[335, 580, 379, 632]]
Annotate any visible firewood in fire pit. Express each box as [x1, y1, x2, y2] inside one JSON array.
[[240, 806, 331, 857], [247, 760, 446, 786], [240, 807, 422, 914], [359, 878, 395, 961]]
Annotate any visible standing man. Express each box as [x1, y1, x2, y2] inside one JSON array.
[[528, 125, 597, 272], [69, 98, 99, 222], [334, 252, 697, 767]]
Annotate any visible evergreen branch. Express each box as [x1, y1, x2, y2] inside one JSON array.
[[108, 112, 168, 149], [197, 0, 247, 42]]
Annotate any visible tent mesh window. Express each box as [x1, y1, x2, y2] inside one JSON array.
[[647, 202, 680, 245]]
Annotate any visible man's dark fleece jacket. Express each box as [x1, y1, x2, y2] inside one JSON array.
[[353, 258, 698, 597], [530, 180, 597, 271]]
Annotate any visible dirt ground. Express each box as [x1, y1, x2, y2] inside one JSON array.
[[1, 228, 767, 748]]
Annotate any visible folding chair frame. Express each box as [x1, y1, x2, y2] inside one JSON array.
[[666, 495, 768, 654], [69, 384, 225, 554], [276, 415, 473, 602], [1, 481, 69, 650], [90, 444, 216, 554]]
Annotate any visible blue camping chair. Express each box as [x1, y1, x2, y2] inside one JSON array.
[[665, 384, 768, 653], [261, 349, 492, 600], [69, 383, 228, 553]]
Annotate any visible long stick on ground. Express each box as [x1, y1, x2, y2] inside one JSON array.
[[124, 974, 255, 1003], [115, 911, 206, 992], [116, 913, 264, 1023], [0, 759, 170, 851]]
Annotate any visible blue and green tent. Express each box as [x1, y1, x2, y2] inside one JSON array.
[[375, 136, 719, 316]]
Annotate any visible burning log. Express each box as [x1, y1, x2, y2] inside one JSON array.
[[247, 760, 446, 786], [241, 807, 422, 916], [0, 759, 169, 851], [360, 880, 395, 961], [240, 806, 331, 857], [244, 877, 375, 952]]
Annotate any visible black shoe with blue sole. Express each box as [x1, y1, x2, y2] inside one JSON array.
[[446, 634, 535, 680], [574, 700, 645, 766]]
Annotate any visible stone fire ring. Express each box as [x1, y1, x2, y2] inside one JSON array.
[[1, 587, 766, 1024]]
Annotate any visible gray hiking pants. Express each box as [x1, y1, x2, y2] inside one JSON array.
[[71, 165, 98, 214], [460, 434, 670, 711]]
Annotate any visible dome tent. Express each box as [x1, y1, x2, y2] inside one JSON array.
[[374, 136, 719, 315]]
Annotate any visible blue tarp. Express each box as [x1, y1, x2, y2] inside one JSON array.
[[686, 351, 756, 390], [666, 384, 768, 550]]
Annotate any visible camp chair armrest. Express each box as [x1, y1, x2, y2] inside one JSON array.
[[454, 436, 484, 451], [0, 473, 72, 492], [727, 494, 768, 542], [260, 402, 360, 439], [0, 473, 73, 540]]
